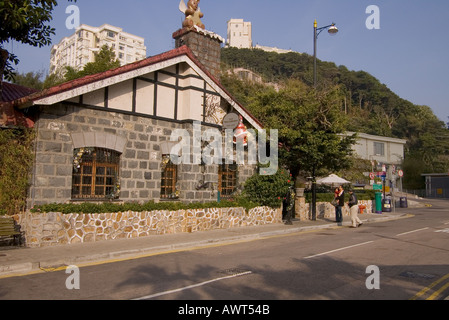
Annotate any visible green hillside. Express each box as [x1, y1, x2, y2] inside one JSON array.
[[220, 47, 449, 189]]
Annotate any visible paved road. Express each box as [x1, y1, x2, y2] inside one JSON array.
[[0, 200, 448, 302]]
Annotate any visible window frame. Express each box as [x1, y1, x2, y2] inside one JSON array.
[[72, 147, 121, 201], [160, 155, 178, 200], [218, 163, 238, 199], [373, 142, 385, 157]]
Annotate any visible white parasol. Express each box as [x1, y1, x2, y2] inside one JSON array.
[[317, 174, 350, 185]]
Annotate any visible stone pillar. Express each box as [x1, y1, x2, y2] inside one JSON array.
[[295, 196, 307, 221]]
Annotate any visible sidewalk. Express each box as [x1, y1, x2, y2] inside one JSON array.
[[0, 210, 409, 278]]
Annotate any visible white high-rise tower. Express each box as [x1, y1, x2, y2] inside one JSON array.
[[227, 19, 252, 49]]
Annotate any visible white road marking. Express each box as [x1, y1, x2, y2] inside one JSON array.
[[304, 241, 374, 260], [133, 271, 252, 300], [396, 228, 429, 237]]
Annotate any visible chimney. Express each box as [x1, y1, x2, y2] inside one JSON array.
[[174, 1, 224, 79], [173, 27, 224, 79]]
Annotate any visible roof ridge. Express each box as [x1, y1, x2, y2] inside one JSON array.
[[3, 44, 263, 129]]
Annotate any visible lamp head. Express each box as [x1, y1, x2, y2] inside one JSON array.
[[328, 24, 339, 35]]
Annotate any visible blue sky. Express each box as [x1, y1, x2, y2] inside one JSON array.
[[6, 0, 449, 122]]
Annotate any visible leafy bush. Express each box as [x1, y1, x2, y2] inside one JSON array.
[[0, 129, 35, 216], [242, 168, 293, 208], [30, 198, 260, 215]]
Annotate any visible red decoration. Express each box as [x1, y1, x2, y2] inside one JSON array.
[[233, 115, 249, 146]]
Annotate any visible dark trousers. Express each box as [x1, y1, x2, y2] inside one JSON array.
[[335, 206, 343, 222]]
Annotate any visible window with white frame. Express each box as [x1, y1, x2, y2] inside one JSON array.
[[373, 142, 385, 156]]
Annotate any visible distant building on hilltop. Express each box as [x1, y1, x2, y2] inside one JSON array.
[[253, 45, 294, 54], [226, 19, 298, 54], [50, 24, 147, 74], [227, 19, 252, 49]]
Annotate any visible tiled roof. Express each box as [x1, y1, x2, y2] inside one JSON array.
[[0, 82, 37, 128], [0, 82, 38, 102], [3, 45, 263, 129]]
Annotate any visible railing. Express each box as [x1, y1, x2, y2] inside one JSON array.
[[403, 189, 449, 199]]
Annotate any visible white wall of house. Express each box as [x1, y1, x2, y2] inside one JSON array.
[[348, 132, 407, 165]]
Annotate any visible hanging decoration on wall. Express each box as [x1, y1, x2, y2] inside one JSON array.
[[161, 154, 171, 170], [233, 115, 249, 146], [107, 174, 121, 200], [73, 147, 94, 172], [204, 94, 226, 125]]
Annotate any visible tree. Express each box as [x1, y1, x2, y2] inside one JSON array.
[[0, 0, 77, 96], [43, 45, 121, 88], [247, 79, 356, 219], [0, 128, 35, 215], [65, 45, 121, 81], [221, 47, 449, 186], [11, 70, 44, 90]]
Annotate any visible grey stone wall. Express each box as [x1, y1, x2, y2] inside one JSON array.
[[28, 103, 256, 207]]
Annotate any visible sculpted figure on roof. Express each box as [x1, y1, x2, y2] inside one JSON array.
[[179, 0, 205, 30]]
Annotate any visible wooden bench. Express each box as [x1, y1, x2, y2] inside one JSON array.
[[0, 217, 22, 246]]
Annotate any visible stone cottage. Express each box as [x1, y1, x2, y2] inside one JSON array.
[[4, 26, 265, 209]]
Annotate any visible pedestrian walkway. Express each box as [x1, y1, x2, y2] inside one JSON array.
[[0, 210, 410, 278]]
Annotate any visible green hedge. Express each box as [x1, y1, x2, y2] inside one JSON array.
[[30, 198, 260, 215], [304, 189, 376, 204], [30, 189, 376, 215]]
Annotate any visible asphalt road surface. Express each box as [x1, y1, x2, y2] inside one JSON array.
[[0, 199, 448, 302]]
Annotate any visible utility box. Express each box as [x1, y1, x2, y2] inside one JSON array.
[[375, 192, 383, 214]]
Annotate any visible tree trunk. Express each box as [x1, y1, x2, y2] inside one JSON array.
[[0, 48, 9, 101]]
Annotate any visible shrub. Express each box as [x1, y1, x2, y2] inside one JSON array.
[[30, 197, 260, 214], [242, 168, 293, 208], [0, 128, 35, 216]]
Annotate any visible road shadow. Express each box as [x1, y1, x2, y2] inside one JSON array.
[[113, 250, 448, 300]]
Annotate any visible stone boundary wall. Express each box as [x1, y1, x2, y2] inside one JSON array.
[[295, 199, 373, 221], [13, 206, 281, 248]]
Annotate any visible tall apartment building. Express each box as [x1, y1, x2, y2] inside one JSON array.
[[227, 19, 252, 49], [49, 24, 147, 74]]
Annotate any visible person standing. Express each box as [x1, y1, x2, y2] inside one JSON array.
[[283, 187, 295, 225], [348, 189, 363, 228], [336, 185, 344, 223], [332, 187, 339, 221]]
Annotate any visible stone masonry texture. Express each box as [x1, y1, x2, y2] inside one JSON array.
[[14, 206, 282, 248], [28, 103, 256, 207]]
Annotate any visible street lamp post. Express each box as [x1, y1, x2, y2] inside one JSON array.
[[313, 20, 338, 87], [311, 20, 338, 221]]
